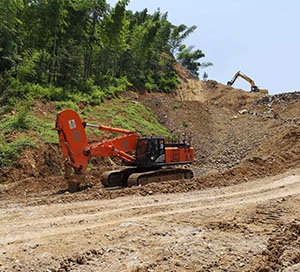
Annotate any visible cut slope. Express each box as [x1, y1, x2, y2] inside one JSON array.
[[1, 67, 300, 200]]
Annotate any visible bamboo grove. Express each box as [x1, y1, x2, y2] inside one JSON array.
[[0, 0, 211, 105]]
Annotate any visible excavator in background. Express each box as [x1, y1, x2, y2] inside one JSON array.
[[55, 109, 194, 192], [227, 71, 268, 94]]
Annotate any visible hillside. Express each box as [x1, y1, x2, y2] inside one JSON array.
[[1, 71, 300, 271]]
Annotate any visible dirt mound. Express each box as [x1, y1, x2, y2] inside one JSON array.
[[0, 144, 62, 183]]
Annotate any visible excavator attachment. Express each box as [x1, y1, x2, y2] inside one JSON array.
[[55, 109, 89, 192]]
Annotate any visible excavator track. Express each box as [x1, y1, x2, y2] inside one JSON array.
[[127, 168, 194, 187], [101, 168, 136, 187], [101, 168, 193, 188]]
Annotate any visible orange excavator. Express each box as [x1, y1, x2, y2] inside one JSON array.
[[55, 109, 194, 192]]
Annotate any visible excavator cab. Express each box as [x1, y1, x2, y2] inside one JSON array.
[[135, 137, 194, 170], [136, 137, 166, 169]]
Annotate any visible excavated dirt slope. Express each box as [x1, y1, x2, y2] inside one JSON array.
[[1, 69, 300, 271]]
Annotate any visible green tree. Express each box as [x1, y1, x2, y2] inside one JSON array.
[[19, 0, 70, 84], [177, 45, 212, 77], [169, 24, 197, 55], [95, 0, 130, 86], [0, 0, 24, 75], [124, 9, 178, 91], [0, 0, 212, 103], [81, 0, 108, 80]]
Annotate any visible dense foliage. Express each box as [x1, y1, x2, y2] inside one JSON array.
[[0, 0, 211, 106]]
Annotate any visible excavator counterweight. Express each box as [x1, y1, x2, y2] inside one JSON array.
[[55, 109, 194, 192]]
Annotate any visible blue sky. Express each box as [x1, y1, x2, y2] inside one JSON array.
[[107, 0, 300, 94]]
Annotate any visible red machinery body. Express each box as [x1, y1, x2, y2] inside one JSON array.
[[55, 109, 194, 191]]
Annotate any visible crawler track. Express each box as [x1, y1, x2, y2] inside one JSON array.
[[127, 168, 194, 187], [101, 167, 194, 187]]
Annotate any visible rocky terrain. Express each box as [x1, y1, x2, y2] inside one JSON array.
[[1, 72, 300, 271]]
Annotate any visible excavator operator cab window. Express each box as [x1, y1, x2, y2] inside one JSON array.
[[149, 138, 165, 163], [136, 137, 166, 168], [157, 139, 166, 163], [136, 138, 147, 158]]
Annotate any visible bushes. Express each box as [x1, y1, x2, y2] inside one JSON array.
[[0, 112, 37, 169], [0, 106, 56, 169], [0, 138, 36, 168], [1, 78, 129, 109]]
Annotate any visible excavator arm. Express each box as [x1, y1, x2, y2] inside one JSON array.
[[227, 71, 258, 92], [84, 133, 139, 163], [227, 71, 240, 86]]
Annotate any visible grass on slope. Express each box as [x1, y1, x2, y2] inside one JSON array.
[[0, 96, 170, 168]]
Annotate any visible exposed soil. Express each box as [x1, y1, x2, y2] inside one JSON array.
[[1, 67, 300, 271]]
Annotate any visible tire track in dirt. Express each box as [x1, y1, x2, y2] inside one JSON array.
[[1, 172, 299, 247]]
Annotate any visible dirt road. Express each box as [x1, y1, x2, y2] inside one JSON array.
[[1, 169, 300, 272]]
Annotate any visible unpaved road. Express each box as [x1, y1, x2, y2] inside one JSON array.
[[1, 169, 300, 272]]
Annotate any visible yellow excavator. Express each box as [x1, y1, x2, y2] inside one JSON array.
[[227, 71, 268, 94]]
